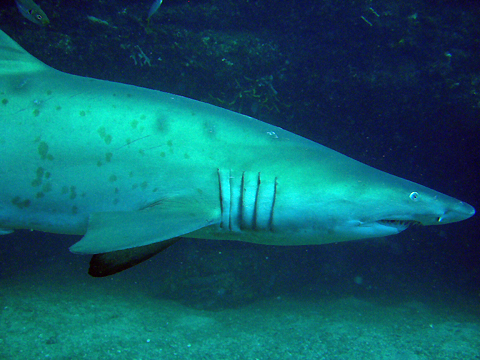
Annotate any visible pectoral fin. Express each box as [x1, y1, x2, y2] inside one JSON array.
[[88, 238, 180, 277], [70, 199, 218, 254]]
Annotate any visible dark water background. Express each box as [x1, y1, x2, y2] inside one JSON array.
[[0, 0, 478, 310]]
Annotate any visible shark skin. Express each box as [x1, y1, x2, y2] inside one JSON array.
[[0, 30, 475, 276]]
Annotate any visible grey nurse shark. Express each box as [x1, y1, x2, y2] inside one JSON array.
[[0, 30, 475, 276]]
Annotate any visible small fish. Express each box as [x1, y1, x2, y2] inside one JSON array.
[[15, 0, 50, 26], [147, 0, 163, 21]]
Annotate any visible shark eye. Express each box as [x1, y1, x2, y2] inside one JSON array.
[[409, 191, 419, 201]]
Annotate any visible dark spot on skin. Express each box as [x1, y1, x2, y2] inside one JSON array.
[[114, 188, 119, 194], [131, 120, 139, 129], [11, 196, 31, 209], [98, 127, 106, 138], [56, 106, 61, 111], [46, 90, 52, 95], [72, 206, 78, 215], [32, 167, 45, 186], [160, 152, 165, 157], [129, 171, 134, 178], [113, 199, 120, 205], [167, 140, 173, 147], [197, 188, 203, 194], [156, 116, 168, 132], [105, 153, 113, 162], [33, 109, 40, 117], [97, 161, 102, 167], [36, 192, 44, 198], [38, 141, 49, 160], [45, 172, 51, 179], [97, 127, 113, 145], [79, 111, 86, 116], [132, 184, 138, 190], [70, 186, 77, 200], [47, 154, 54, 161], [140, 181, 148, 190], [152, 188, 158, 193], [109, 175, 117, 182], [184, 153, 190, 159], [1, 98, 8, 105], [32, 166, 45, 186], [42, 183, 52, 192]]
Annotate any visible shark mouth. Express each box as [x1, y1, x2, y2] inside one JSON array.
[[376, 219, 421, 230]]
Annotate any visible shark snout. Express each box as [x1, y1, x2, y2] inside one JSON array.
[[438, 201, 475, 224]]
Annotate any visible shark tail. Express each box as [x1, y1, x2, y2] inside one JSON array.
[[0, 30, 50, 75]]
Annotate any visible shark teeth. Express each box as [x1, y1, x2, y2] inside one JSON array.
[[377, 219, 421, 229]]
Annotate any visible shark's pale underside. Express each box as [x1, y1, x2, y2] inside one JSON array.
[[0, 30, 475, 276]]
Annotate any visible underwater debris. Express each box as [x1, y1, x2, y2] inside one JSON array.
[[126, 45, 152, 67], [210, 75, 289, 115]]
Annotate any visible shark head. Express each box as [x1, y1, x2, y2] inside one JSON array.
[[326, 173, 475, 241]]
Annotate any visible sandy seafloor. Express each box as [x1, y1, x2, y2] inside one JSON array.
[[1, 238, 479, 360]]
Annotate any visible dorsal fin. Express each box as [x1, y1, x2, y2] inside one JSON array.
[[0, 30, 50, 75]]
